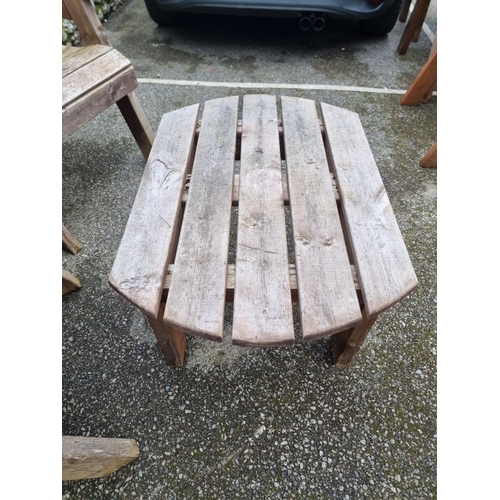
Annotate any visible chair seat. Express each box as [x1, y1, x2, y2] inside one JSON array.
[[62, 45, 138, 138]]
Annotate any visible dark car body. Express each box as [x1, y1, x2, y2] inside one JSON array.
[[144, 0, 403, 34]]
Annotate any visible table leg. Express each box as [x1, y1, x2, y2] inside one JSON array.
[[330, 308, 378, 367], [147, 303, 186, 366]]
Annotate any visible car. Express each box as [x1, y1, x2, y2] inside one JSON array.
[[144, 0, 404, 36]]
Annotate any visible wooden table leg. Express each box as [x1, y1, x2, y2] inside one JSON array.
[[147, 303, 186, 366], [330, 308, 378, 367], [420, 142, 437, 168], [62, 224, 82, 254]]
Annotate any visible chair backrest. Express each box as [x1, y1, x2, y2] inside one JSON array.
[[62, 0, 111, 46]]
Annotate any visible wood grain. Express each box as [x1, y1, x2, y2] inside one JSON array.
[[62, 49, 132, 108], [321, 103, 418, 318], [281, 96, 362, 341], [164, 96, 239, 341], [62, 436, 139, 480], [109, 104, 199, 318], [232, 95, 294, 347]]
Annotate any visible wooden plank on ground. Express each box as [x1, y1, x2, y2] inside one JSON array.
[[62, 49, 132, 108], [321, 103, 418, 317], [232, 94, 294, 347], [281, 96, 362, 341], [62, 436, 139, 480], [164, 96, 239, 341], [109, 104, 199, 318]]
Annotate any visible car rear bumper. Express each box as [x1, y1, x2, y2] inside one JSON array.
[[149, 0, 398, 20]]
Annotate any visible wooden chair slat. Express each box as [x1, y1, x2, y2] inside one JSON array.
[[109, 104, 200, 318], [321, 103, 418, 318], [163, 96, 239, 341], [281, 96, 362, 341], [232, 95, 294, 347], [62, 44, 112, 78], [62, 49, 132, 108]]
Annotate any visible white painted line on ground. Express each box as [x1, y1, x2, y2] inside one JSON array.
[[138, 78, 412, 94]]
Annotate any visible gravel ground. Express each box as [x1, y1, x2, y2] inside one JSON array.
[[60, 1, 438, 498]]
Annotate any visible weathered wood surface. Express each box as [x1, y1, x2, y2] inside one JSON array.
[[281, 96, 362, 340], [62, 224, 82, 254], [163, 263, 360, 302], [62, 45, 112, 78], [164, 96, 239, 341], [116, 92, 155, 159], [62, 436, 139, 480], [61, 0, 153, 159], [62, 67, 137, 138], [62, 49, 132, 108], [62, 270, 81, 296], [233, 95, 294, 347], [109, 104, 199, 317], [321, 103, 418, 318]]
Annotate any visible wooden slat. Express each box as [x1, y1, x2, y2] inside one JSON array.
[[109, 104, 199, 317], [62, 44, 113, 78], [62, 436, 139, 480], [163, 96, 239, 341], [232, 95, 294, 347], [281, 96, 362, 341], [163, 263, 360, 301], [62, 49, 132, 108], [62, 270, 81, 296], [62, 66, 137, 138], [321, 103, 418, 318]]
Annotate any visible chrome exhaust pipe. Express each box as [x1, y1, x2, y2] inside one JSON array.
[[312, 16, 325, 32], [299, 15, 312, 31]]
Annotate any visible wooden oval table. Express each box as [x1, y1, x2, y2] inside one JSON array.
[[109, 95, 417, 367]]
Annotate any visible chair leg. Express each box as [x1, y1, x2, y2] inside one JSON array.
[[397, 0, 431, 54], [116, 91, 155, 160], [399, 0, 412, 23], [63, 269, 81, 295], [420, 143, 437, 168], [62, 224, 82, 254], [400, 49, 437, 106]]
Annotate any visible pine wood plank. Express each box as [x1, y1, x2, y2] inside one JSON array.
[[62, 436, 139, 480], [109, 104, 199, 318], [164, 96, 239, 341], [232, 95, 294, 347], [62, 67, 137, 138], [62, 49, 132, 108], [281, 96, 362, 341], [62, 44, 113, 78], [321, 103, 418, 318]]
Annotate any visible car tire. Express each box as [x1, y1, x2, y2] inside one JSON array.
[[358, 0, 403, 36], [144, 0, 186, 26]]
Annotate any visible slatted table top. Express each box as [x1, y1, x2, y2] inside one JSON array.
[[110, 95, 417, 347]]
